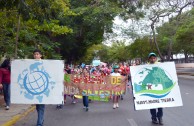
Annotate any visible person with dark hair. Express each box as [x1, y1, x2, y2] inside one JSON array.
[[33, 49, 42, 55], [82, 67, 89, 111], [111, 65, 121, 109], [33, 49, 45, 126], [0, 58, 11, 110]]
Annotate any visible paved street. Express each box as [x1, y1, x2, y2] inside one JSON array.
[[176, 68, 194, 74], [14, 78, 194, 126]]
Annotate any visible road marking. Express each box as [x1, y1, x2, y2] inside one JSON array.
[[127, 119, 138, 126]]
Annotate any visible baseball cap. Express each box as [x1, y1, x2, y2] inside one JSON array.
[[113, 65, 119, 69], [148, 52, 156, 58]]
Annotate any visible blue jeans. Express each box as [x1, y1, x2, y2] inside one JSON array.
[[83, 96, 89, 107], [2, 83, 10, 106], [150, 108, 163, 119], [36, 104, 45, 126]]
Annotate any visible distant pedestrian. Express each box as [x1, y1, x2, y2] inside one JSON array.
[[0, 58, 11, 110]]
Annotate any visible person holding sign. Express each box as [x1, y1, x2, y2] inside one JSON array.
[[148, 52, 163, 125], [33, 49, 45, 126], [111, 65, 121, 109]]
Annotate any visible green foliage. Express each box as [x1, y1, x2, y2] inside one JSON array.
[[107, 41, 129, 62], [37, 20, 73, 35], [155, 8, 194, 61], [156, 20, 177, 56], [79, 42, 132, 64], [1, 0, 175, 62], [79, 44, 103, 64], [175, 9, 194, 54], [0, 11, 18, 57], [127, 36, 156, 62], [58, 0, 125, 62], [0, 0, 74, 59]]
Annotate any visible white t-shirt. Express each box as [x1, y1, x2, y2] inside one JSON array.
[[111, 72, 121, 76]]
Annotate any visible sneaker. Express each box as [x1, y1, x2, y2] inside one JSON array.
[[158, 118, 163, 125], [152, 118, 158, 124], [113, 104, 116, 109], [116, 103, 119, 108], [83, 106, 86, 109], [86, 107, 89, 111], [5, 106, 9, 110], [56, 105, 63, 109], [72, 101, 76, 104]]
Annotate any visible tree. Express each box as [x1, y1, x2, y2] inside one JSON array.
[[58, 0, 126, 62], [156, 21, 177, 60], [0, 0, 74, 59], [127, 36, 156, 62], [78, 44, 103, 64], [156, 8, 194, 62], [124, 0, 194, 61], [108, 41, 129, 63], [175, 9, 194, 62]]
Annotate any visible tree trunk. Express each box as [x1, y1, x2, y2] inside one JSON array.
[[14, 14, 21, 59], [184, 51, 189, 63], [167, 40, 172, 61], [149, 35, 154, 51], [151, 23, 164, 61]]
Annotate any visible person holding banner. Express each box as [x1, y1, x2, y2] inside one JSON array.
[[82, 67, 90, 111], [83, 95, 89, 111], [0, 58, 11, 110], [111, 65, 121, 109], [33, 49, 45, 126], [148, 52, 163, 125]]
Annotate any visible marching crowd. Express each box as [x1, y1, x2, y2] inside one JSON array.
[[62, 61, 132, 109], [0, 50, 164, 125]]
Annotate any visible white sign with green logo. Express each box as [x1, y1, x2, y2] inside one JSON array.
[[130, 62, 183, 110]]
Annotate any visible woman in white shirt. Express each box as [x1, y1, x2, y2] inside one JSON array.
[[111, 65, 121, 109]]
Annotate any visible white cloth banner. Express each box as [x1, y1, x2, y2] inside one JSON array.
[[130, 62, 183, 110], [11, 59, 64, 104]]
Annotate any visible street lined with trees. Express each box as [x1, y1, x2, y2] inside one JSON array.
[[0, 0, 194, 64]]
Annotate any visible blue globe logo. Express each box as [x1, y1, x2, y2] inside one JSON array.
[[23, 71, 49, 95]]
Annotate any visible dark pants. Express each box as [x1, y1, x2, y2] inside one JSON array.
[[83, 96, 89, 107], [150, 108, 163, 119], [2, 83, 10, 106], [113, 95, 119, 103], [36, 104, 45, 126]]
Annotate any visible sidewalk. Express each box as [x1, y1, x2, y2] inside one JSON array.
[[0, 94, 35, 126]]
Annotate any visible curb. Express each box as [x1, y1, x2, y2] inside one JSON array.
[[178, 75, 194, 81], [2, 106, 36, 126]]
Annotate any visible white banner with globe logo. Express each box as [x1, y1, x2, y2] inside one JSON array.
[[130, 62, 183, 110], [11, 59, 64, 104]]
